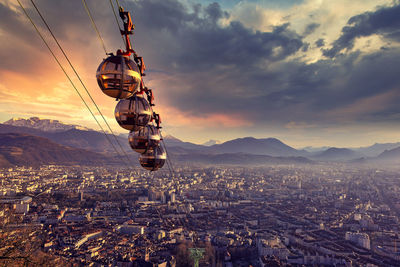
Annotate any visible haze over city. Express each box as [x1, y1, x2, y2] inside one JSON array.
[[1, 0, 400, 147]]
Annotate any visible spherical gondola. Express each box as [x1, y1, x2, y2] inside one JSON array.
[[139, 144, 166, 171], [115, 94, 152, 131], [96, 54, 141, 99], [128, 125, 161, 154]]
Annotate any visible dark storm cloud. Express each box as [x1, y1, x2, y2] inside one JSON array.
[[122, 0, 400, 126], [176, 21, 304, 70], [26, 0, 117, 42], [315, 38, 325, 48], [0, 2, 37, 42], [302, 43, 310, 52], [2, 0, 400, 129], [175, 48, 400, 125], [323, 3, 400, 58], [303, 22, 320, 36], [0, 0, 118, 73], [204, 2, 229, 22], [126, 1, 304, 72], [0, 1, 44, 72]]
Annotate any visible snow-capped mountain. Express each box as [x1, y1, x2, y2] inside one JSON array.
[[202, 139, 221, 146], [4, 117, 92, 132]]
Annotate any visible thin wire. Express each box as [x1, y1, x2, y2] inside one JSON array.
[[164, 143, 175, 177], [82, 0, 108, 54], [162, 145, 174, 178], [30, 0, 135, 166], [160, 131, 175, 177], [160, 132, 176, 178], [115, 0, 122, 9], [164, 141, 176, 178], [148, 104, 174, 177], [109, 0, 125, 46], [16, 0, 129, 168]]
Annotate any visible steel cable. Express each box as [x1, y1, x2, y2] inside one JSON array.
[[17, 0, 130, 168], [82, 0, 108, 54], [109, 0, 126, 46], [30, 0, 135, 166]]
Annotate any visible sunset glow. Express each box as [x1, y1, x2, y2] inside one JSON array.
[[1, 0, 400, 147]]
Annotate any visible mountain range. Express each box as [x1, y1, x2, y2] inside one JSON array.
[[0, 117, 399, 167], [201, 139, 221, 146], [0, 123, 130, 154], [0, 133, 113, 167]]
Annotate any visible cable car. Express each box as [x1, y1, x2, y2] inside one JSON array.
[[115, 94, 152, 131], [96, 54, 141, 99], [139, 144, 166, 171], [90, 3, 167, 171], [114, 94, 152, 131], [128, 125, 161, 153]]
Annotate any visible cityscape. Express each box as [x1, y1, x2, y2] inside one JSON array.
[[2, 0, 400, 266], [1, 162, 400, 266]]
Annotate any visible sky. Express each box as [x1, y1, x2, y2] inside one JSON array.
[[1, 0, 400, 148]]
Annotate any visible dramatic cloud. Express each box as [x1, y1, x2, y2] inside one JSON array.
[[125, 1, 400, 123], [127, 1, 304, 70], [303, 22, 320, 36], [323, 2, 400, 57], [315, 38, 325, 48], [1, 0, 400, 146]]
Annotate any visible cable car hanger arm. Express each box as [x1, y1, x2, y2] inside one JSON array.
[[118, 6, 135, 56], [117, 6, 146, 77]]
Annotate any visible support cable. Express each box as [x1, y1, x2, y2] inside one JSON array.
[[148, 121, 173, 177], [109, 0, 125, 46], [148, 105, 175, 177], [164, 142, 175, 177], [160, 132, 176, 178], [115, 0, 122, 9], [82, 0, 108, 54], [30, 0, 135, 166], [163, 147, 174, 178], [16, 0, 130, 168]]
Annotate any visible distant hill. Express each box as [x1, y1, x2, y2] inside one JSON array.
[[376, 146, 400, 162], [0, 133, 312, 168], [0, 154, 11, 168], [163, 135, 207, 152], [314, 147, 359, 161], [349, 146, 400, 165], [165, 136, 308, 157], [0, 124, 308, 157], [0, 133, 114, 167], [208, 137, 304, 157], [0, 123, 130, 154], [355, 142, 400, 157], [2, 117, 400, 165], [48, 128, 131, 154], [303, 143, 400, 158]]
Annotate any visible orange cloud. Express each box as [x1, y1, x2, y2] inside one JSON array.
[[326, 89, 400, 122], [156, 105, 253, 129]]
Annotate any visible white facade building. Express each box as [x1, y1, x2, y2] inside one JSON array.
[[345, 232, 370, 250]]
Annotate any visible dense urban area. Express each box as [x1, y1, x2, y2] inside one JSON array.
[[1, 163, 400, 266]]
